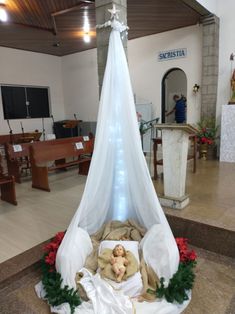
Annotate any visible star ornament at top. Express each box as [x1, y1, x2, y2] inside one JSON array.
[[108, 4, 120, 20]]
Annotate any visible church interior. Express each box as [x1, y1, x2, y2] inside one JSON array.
[[0, 1, 234, 313]]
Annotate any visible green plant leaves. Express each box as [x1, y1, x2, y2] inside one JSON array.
[[148, 261, 196, 304], [41, 258, 81, 313]]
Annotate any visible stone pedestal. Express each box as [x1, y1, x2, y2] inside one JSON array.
[[156, 124, 197, 209], [220, 105, 235, 162]]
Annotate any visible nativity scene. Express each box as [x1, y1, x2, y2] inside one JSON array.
[[35, 5, 196, 314]]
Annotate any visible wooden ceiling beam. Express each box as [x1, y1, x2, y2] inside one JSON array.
[[4, 22, 54, 34], [51, 1, 94, 17], [51, 1, 94, 36], [0, 0, 202, 56]]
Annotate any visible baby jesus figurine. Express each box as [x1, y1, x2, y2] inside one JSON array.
[[110, 244, 129, 282]]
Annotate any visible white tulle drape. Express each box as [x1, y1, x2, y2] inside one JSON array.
[[55, 19, 185, 313]]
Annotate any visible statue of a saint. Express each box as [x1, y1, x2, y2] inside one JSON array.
[[229, 69, 235, 104]]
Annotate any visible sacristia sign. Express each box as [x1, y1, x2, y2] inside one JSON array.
[[158, 48, 187, 61]]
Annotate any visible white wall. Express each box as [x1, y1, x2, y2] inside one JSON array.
[[61, 49, 99, 121], [61, 25, 202, 125], [0, 1, 232, 138], [0, 24, 203, 135], [0, 47, 64, 136], [128, 25, 202, 124], [196, 0, 218, 14]]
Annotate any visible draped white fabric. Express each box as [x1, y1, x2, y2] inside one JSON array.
[[54, 18, 186, 313]]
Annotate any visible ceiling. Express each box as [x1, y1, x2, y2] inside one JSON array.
[[0, 0, 210, 56]]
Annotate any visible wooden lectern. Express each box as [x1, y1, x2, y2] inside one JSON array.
[[155, 124, 198, 209], [62, 120, 82, 137]]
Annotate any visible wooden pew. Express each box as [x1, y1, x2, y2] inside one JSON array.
[[0, 154, 17, 205], [4, 136, 93, 184], [30, 137, 94, 191], [0, 132, 41, 145], [4, 143, 31, 183]]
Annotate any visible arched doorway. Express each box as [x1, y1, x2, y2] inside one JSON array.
[[161, 68, 187, 123]]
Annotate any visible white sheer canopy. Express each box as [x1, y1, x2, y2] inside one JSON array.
[[53, 14, 189, 314]]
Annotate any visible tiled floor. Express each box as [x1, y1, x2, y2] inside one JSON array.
[[0, 169, 86, 263], [0, 159, 235, 314], [0, 247, 234, 314], [0, 159, 235, 263], [184, 247, 235, 314], [154, 159, 235, 231]]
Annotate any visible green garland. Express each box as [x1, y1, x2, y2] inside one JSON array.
[[41, 231, 82, 314], [41, 256, 81, 313], [148, 237, 197, 304], [41, 233, 196, 312], [155, 261, 196, 304]]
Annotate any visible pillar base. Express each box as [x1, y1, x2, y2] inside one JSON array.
[[159, 194, 189, 209]]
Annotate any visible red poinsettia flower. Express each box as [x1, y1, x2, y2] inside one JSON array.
[[176, 237, 197, 263], [45, 251, 57, 265], [54, 232, 65, 244], [201, 137, 207, 143], [44, 241, 59, 252], [187, 250, 197, 261], [43, 231, 65, 268]]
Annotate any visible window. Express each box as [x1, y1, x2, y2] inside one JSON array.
[[1, 85, 50, 119]]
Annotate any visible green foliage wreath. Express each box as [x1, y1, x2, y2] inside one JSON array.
[[148, 238, 197, 304], [41, 232, 81, 313]]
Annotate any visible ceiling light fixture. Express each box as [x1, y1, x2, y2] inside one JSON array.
[[0, 0, 8, 22], [83, 12, 90, 43]]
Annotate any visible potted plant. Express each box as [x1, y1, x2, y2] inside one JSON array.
[[196, 118, 218, 160]]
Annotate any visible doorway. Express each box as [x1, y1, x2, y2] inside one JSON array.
[[161, 68, 187, 123]]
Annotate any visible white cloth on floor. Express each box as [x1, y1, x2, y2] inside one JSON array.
[[103, 271, 143, 298], [35, 272, 190, 314], [37, 268, 133, 314], [77, 268, 133, 314]]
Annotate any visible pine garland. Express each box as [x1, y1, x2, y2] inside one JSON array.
[[41, 232, 81, 314], [41, 233, 196, 312], [148, 238, 197, 304]]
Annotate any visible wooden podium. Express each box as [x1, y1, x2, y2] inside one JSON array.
[[62, 120, 82, 137], [62, 120, 81, 129], [155, 124, 198, 209]]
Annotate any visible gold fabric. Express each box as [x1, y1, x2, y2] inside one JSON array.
[[76, 220, 159, 301], [98, 248, 139, 281]]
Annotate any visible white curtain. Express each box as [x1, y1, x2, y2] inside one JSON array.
[[56, 18, 179, 296]]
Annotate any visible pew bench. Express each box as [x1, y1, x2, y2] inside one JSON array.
[[30, 137, 94, 191], [5, 143, 31, 183], [0, 154, 17, 205], [5, 136, 93, 184], [0, 176, 17, 205]]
